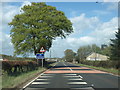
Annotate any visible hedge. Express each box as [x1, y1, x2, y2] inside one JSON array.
[[2, 60, 38, 75], [80, 60, 120, 69]]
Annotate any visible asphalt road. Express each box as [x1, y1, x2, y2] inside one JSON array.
[[23, 62, 119, 90]]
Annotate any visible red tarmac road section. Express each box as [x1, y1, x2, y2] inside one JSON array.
[[44, 67, 107, 74]]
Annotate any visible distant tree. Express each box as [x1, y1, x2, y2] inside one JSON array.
[[77, 44, 101, 62], [64, 49, 76, 62], [110, 28, 120, 60], [100, 45, 111, 57], [9, 2, 73, 56]]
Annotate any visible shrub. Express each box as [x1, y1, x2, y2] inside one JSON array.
[[2, 60, 38, 75]]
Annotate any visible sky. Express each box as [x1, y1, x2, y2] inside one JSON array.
[[0, 1, 118, 58]]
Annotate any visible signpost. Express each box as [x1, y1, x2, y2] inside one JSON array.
[[36, 47, 46, 67]]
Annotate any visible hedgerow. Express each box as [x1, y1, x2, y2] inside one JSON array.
[[80, 60, 120, 69], [2, 60, 38, 75]]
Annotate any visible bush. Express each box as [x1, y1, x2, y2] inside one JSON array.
[[2, 60, 38, 75], [79, 60, 120, 69]]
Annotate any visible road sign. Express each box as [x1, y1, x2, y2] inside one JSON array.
[[36, 53, 44, 59], [40, 47, 46, 53]]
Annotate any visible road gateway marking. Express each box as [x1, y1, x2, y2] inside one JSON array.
[[32, 82, 50, 84], [63, 62, 73, 71], [68, 82, 87, 85], [78, 75, 83, 78], [36, 79, 49, 81], [64, 76, 80, 78], [63, 74, 77, 76], [68, 78, 82, 80], [40, 76, 53, 78]]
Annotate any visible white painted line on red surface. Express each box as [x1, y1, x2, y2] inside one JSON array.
[[32, 82, 50, 84], [68, 82, 87, 84]]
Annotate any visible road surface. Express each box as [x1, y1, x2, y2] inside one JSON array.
[[23, 62, 119, 90]]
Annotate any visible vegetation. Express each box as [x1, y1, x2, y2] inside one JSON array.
[[77, 63, 119, 75], [76, 44, 101, 62], [110, 28, 120, 60], [2, 60, 38, 75], [1, 54, 35, 61], [79, 60, 120, 69], [9, 2, 73, 56], [64, 49, 76, 62], [2, 67, 46, 88]]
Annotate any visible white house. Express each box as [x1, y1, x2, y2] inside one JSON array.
[[86, 52, 109, 61]]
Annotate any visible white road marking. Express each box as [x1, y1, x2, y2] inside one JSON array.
[[68, 78, 82, 80], [23, 62, 58, 89], [42, 74, 54, 76], [63, 74, 77, 76], [32, 82, 49, 84], [40, 76, 53, 78], [64, 76, 80, 78], [78, 75, 83, 78], [36, 79, 49, 81], [68, 82, 87, 84], [63, 62, 73, 71]]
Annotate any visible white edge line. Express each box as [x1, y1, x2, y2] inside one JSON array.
[[23, 62, 58, 89]]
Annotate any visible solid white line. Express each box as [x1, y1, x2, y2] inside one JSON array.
[[68, 78, 82, 80], [68, 82, 87, 84], [32, 82, 49, 84], [23, 62, 58, 89]]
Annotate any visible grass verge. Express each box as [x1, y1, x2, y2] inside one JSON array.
[[2, 67, 46, 88], [76, 63, 119, 76]]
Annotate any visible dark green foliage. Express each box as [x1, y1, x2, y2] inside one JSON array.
[[77, 44, 101, 61], [100, 45, 111, 57], [1, 54, 35, 61], [9, 2, 73, 56], [110, 28, 120, 60], [2, 61, 38, 75], [64, 49, 76, 62], [80, 60, 120, 69]]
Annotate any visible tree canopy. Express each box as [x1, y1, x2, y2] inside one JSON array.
[[110, 28, 120, 60], [77, 44, 101, 61], [9, 2, 73, 56], [64, 49, 76, 62]]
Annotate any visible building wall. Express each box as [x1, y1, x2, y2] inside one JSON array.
[[86, 53, 109, 61]]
